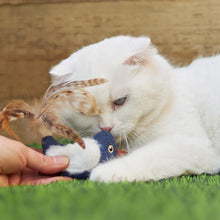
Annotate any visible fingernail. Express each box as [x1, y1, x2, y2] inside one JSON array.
[[53, 156, 69, 166]]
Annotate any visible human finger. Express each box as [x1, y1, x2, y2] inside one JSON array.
[[24, 147, 70, 174], [0, 174, 9, 187], [8, 172, 21, 186], [0, 137, 27, 174], [20, 175, 72, 186]]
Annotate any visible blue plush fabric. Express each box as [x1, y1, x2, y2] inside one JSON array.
[[42, 131, 117, 180], [57, 170, 90, 180], [42, 136, 64, 155], [93, 130, 117, 163]]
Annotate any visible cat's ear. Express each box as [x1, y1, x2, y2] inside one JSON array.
[[124, 37, 157, 66], [50, 55, 75, 82]]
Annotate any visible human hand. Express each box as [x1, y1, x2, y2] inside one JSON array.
[[0, 135, 72, 186]]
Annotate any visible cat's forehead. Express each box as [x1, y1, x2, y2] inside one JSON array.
[[50, 35, 151, 81], [78, 35, 151, 63]]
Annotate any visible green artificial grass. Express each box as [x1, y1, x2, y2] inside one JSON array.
[[1, 142, 220, 220], [1, 175, 220, 220]]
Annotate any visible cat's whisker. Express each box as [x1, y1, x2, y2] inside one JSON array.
[[132, 127, 145, 136], [137, 130, 149, 145], [119, 131, 122, 149], [123, 132, 130, 151], [126, 133, 136, 150], [128, 128, 149, 148], [131, 127, 149, 143], [127, 131, 139, 148], [114, 122, 137, 150], [131, 130, 144, 146]]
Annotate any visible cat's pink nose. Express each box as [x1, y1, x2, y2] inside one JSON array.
[[100, 126, 113, 132]]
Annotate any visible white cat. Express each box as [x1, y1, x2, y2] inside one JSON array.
[[49, 36, 220, 182]]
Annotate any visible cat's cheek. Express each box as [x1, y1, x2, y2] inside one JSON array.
[[89, 160, 131, 183]]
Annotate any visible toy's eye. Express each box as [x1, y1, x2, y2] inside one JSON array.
[[108, 145, 114, 153], [113, 96, 127, 107]]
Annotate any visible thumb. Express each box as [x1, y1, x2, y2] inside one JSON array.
[[24, 147, 70, 174]]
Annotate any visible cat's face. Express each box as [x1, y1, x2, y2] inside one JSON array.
[[50, 36, 172, 148]]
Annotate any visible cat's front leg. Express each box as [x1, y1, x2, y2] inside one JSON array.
[[90, 136, 220, 182], [90, 156, 135, 182]]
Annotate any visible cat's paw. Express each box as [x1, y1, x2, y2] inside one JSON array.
[[89, 160, 132, 183]]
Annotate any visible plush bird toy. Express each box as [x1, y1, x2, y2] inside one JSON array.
[[42, 131, 127, 180]]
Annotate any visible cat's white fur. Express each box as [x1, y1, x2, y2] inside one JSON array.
[[49, 36, 220, 182]]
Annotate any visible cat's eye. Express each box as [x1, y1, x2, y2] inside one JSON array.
[[113, 96, 127, 107], [108, 145, 114, 153]]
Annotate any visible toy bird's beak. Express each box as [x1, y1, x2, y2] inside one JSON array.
[[117, 149, 128, 157]]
